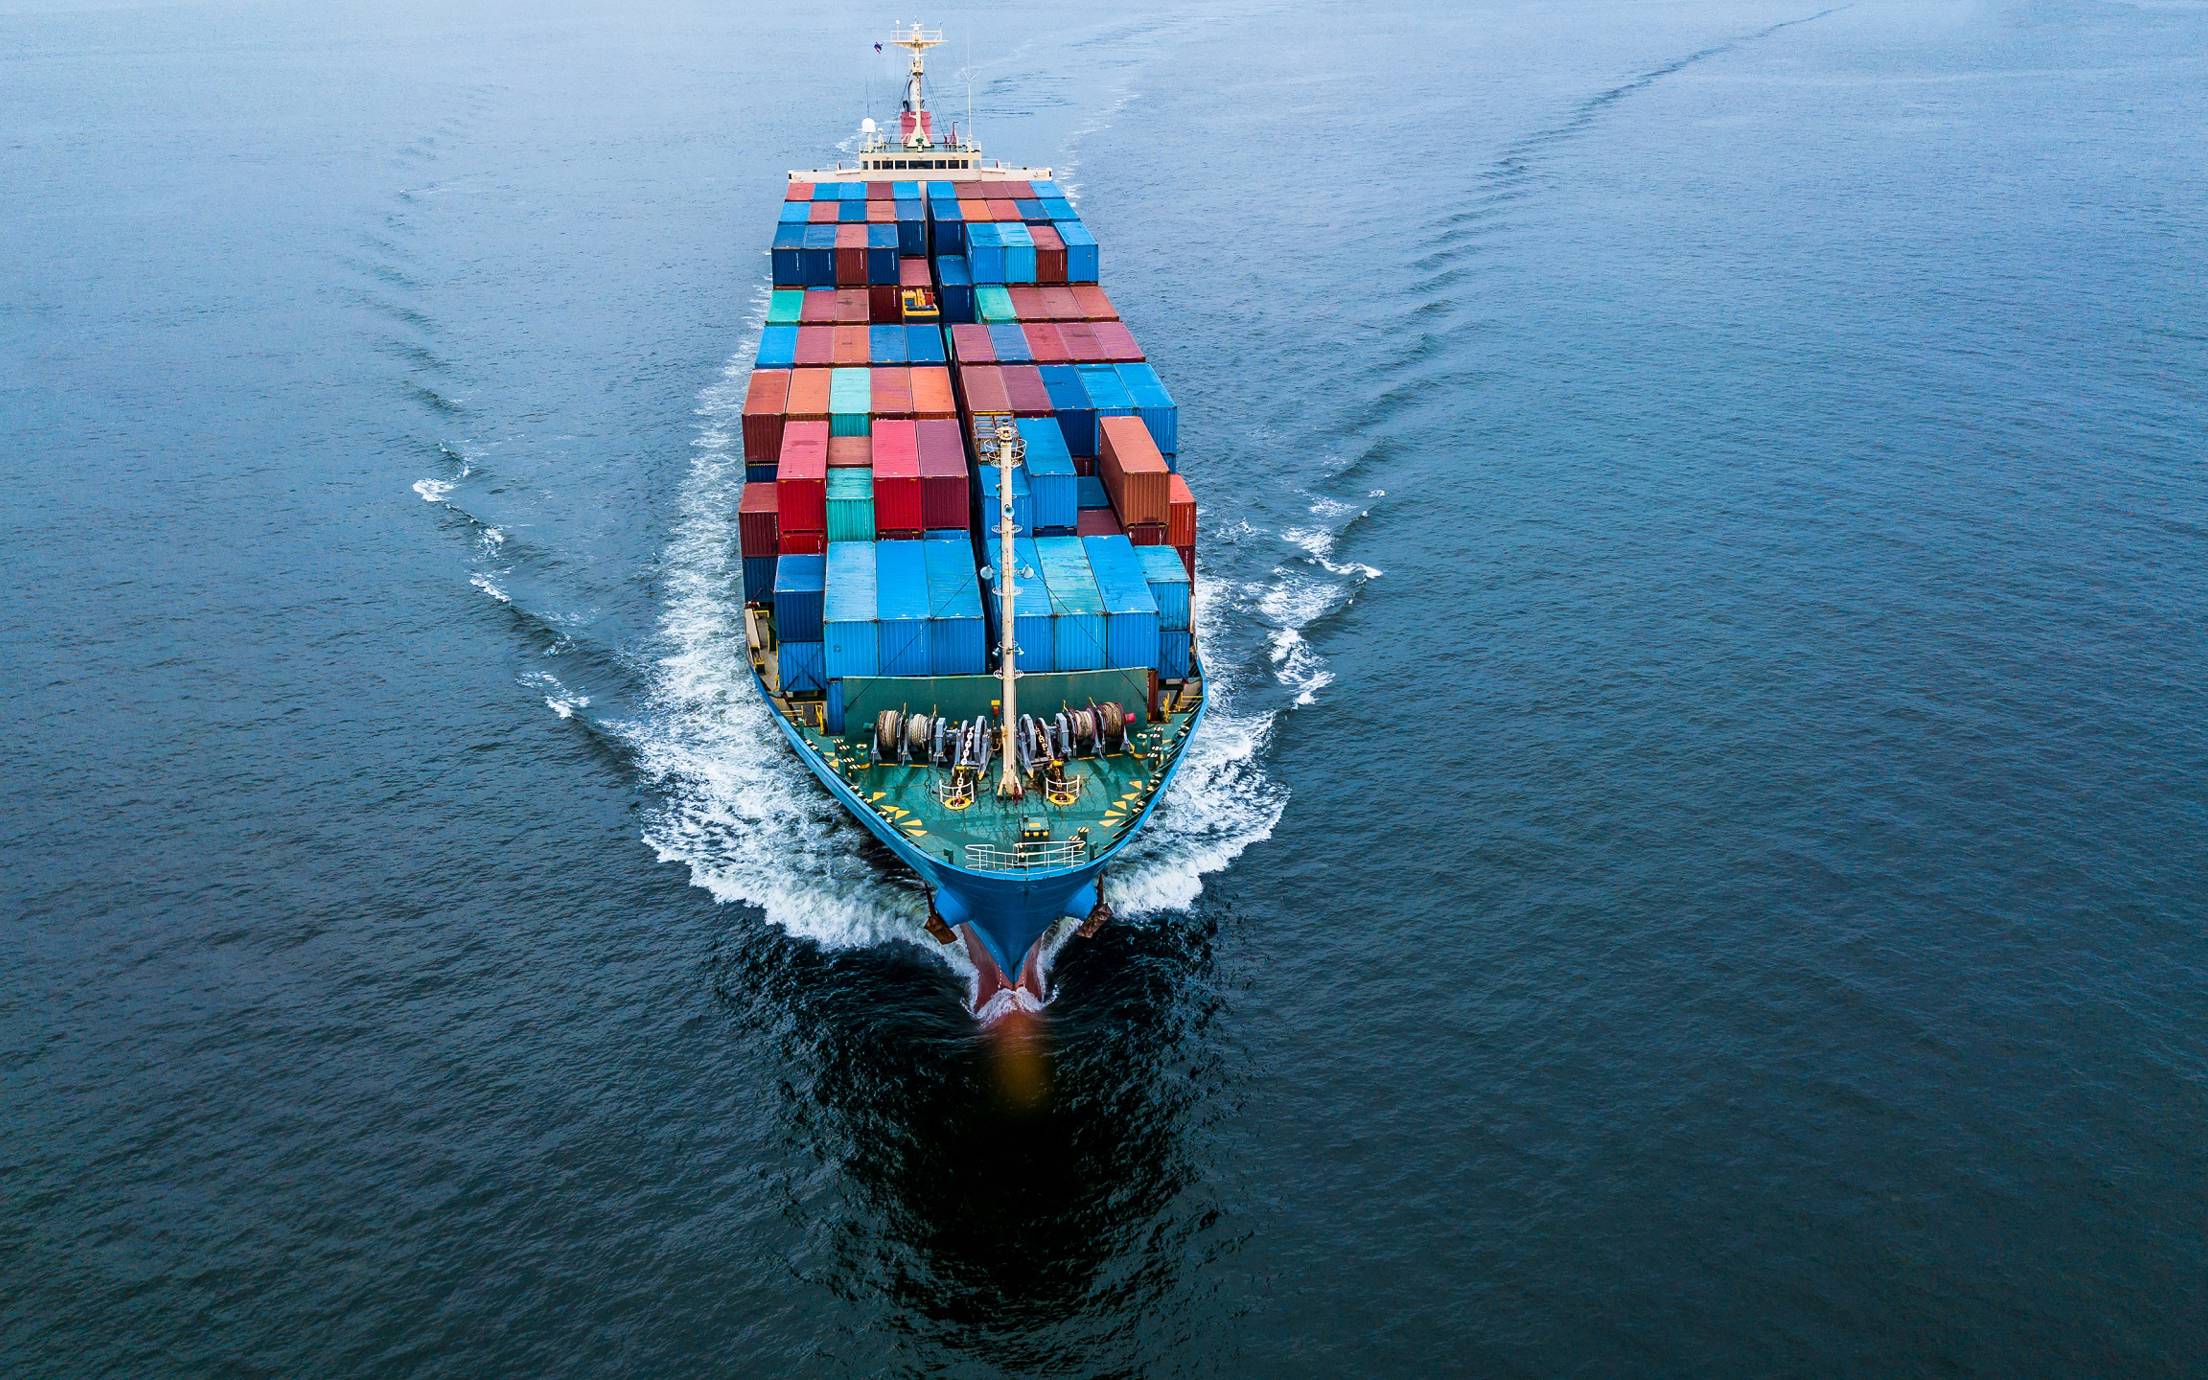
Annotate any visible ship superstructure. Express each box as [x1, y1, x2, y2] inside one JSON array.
[[735, 25, 1201, 1013]]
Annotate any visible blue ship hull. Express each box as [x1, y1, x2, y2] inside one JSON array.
[[751, 669, 1203, 984]]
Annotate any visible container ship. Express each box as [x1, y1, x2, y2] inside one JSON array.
[[735, 25, 1203, 1016]]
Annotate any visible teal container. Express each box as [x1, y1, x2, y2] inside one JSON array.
[[767, 288, 804, 325], [825, 469, 876, 542], [828, 367, 871, 437], [975, 286, 1017, 323]]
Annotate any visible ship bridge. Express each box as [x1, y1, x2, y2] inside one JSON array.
[[792, 22, 1050, 185]]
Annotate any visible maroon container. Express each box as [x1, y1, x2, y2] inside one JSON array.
[[899, 257, 932, 289], [1024, 322, 1068, 364], [961, 364, 1010, 415], [738, 481, 780, 557], [776, 421, 829, 533], [995, 180, 1033, 200], [916, 418, 969, 530], [1176, 541, 1195, 579], [871, 420, 924, 535], [742, 369, 789, 462], [794, 325, 833, 367], [1002, 365, 1052, 415], [1030, 223, 1066, 285], [1075, 507, 1123, 538], [1124, 521, 1167, 547], [869, 283, 901, 323], [866, 180, 893, 201], [950, 323, 995, 363], [834, 224, 866, 287], [1059, 321, 1099, 364], [1092, 321, 1142, 362]]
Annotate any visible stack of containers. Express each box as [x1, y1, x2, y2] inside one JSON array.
[[738, 481, 779, 605], [870, 420, 923, 538], [1081, 535, 1162, 672], [873, 540, 932, 676], [823, 541, 879, 682], [916, 419, 969, 534], [975, 460, 1033, 536], [772, 552, 828, 693], [1135, 545, 1192, 679], [981, 536, 1056, 673], [1099, 415, 1171, 546], [776, 422, 828, 556], [825, 468, 874, 542], [743, 369, 789, 482], [1015, 418, 1078, 534], [1036, 536, 1107, 672], [922, 536, 986, 675]]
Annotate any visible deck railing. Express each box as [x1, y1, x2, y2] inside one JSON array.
[[963, 840, 1089, 872]]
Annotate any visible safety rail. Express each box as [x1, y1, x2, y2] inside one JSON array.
[[963, 840, 1090, 872]]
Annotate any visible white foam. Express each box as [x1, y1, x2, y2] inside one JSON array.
[[469, 571, 510, 604], [413, 477, 452, 502]]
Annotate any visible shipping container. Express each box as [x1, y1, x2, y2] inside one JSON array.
[[1157, 630, 1192, 681], [797, 288, 837, 324], [975, 460, 1033, 536], [1081, 535, 1163, 671], [834, 222, 866, 286], [774, 554, 826, 642], [771, 224, 805, 284], [778, 528, 827, 556], [1076, 474, 1111, 511], [1035, 535, 1107, 671], [738, 480, 779, 558], [949, 323, 994, 364], [1135, 544, 1192, 631], [828, 367, 871, 436], [742, 553, 777, 606], [911, 366, 957, 419], [1001, 221, 1037, 284], [778, 640, 826, 694], [987, 322, 1031, 363], [1099, 414, 1171, 527], [1015, 417, 1079, 532], [871, 420, 924, 535], [1040, 364, 1096, 456], [915, 417, 969, 531], [1075, 507, 1124, 538], [1166, 472, 1197, 549], [1070, 284, 1116, 320], [865, 223, 899, 283], [785, 181, 813, 202], [745, 461, 777, 487], [799, 224, 837, 287], [976, 285, 1017, 323], [1060, 222, 1099, 282], [825, 468, 876, 543], [822, 541, 879, 681], [826, 435, 871, 470], [1125, 521, 1166, 547], [792, 325, 832, 366], [905, 324, 946, 365], [981, 536, 1054, 672], [824, 324, 863, 366], [757, 327, 799, 371], [1092, 321, 1144, 362], [874, 540, 933, 676], [1117, 362, 1179, 453], [785, 367, 832, 421], [922, 536, 986, 675], [776, 420, 829, 531], [767, 288, 804, 325], [1030, 222, 1066, 284], [961, 364, 1011, 415], [743, 368, 790, 462]]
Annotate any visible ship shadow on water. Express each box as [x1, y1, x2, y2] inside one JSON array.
[[709, 900, 1246, 1374]]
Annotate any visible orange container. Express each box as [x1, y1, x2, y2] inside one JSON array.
[[827, 435, 872, 469], [1166, 473, 1197, 548], [830, 325, 870, 366], [784, 368, 832, 421], [909, 366, 956, 418], [1099, 415, 1170, 527]]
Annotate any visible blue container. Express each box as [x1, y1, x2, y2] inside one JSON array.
[[982, 536, 1055, 673], [937, 256, 974, 323], [775, 554, 826, 642], [1077, 365, 1135, 433], [756, 324, 798, 369], [746, 461, 778, 486], [892, 180, 921, 200], [838, 200, 868, 223], [1040, 365, 1095, 455], [1157, 629, 1192, 680], [975, 461, 1033, 535], [800, 224, 838, 288], [778, 201, 809, 224], [1035, 536, 1107, 671], [966, 223, 1004, 284], [1134, 545, 1192, 631], [1029, 179, 1061, 198], [834, 181, 865, 201], [925, 528, 968, 543], [822, 541, 879, 681], [1081, 535, 1162, 671], [1000, 221, 1037, 285], [988, 322, 1032, 364], [905, 325, 946, 366], [927, 180, 958, 201], [825, 679, 845, 734], [771, 223, 806, 285], [778, 640, 826, 694], [1059, 222, 1099, 282], [922, 536, 986, 675], [865, 223, 899, 284], [1014, 198, 1046, 222], [1076, 475, 1109, 511], [1016, 418, 1078, 532], [742, 553, 777, 605], [868, 325, 908, 364], [1116, 363, 1178, 453], [1040, 197, 1080, 222], [873, 539, 933, 676], [895, 203, 927, 256]]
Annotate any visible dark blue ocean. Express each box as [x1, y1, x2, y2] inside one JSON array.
[[6, 0, 2206, 1373]]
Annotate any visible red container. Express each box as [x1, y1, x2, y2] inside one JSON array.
[[1073, 455, 1095, 477], [1076, 507, 1123, 538], [833, 289, 871, 323], [950, 324, 994, 363], [1092, 321, 1144, 362], [1100, 415, 1170, 527], [831, 324, 870, 366], [868, 283, 901, 323], [834, 224, 866, 287], [778, 528, 827, 557], [865, 200, 895, 223], [742, 368, 789, 462], [794, 325, 833, 366], [827, 436, 871, 470], [1003, 365, 1052, 415], [1024, 322, 1068, 364], [1059, 321, 1100, 363], [786, 181, 813, 201], [866, 180, 893, 200], [807, 200, 839, 224], [1030, 223, 1066, 284], [799, 289, 838, 324], [899, 257, 932, 289], [1166, 473, 1197, 549], [916, 418, 969, 530], [1039, 286, 1082, 320], [995, 180, 1033, 200], [785, 368, 832, 421], [1071, 285, 1116, 320], [871, 366, 914, 418], [985, 199, 1017, 223], [910, 367, 956, 419], [1125, 521, 1167, 547], [870, 420, 924, 535], [961, 364, 1010, 415], [1176, 541, 1195, 579], [1008, 287, 1045, 319], [776, 421, 829, 532], [738, 480, 780, 557]]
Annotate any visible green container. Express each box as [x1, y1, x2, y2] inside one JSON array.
[[766, 288, 804, 325], [976, 286, 1016, 323], [825, 469, 877, 542], [828, 367, 872, 437]]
